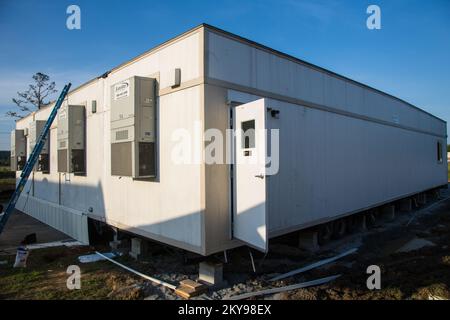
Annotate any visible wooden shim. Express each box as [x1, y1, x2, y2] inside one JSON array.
[[176, 280, 208, 299], [227, 274, 341, 300], [180, 279, 207, 291], [269, 248, 357, 282], [175, 285, 207, 299]]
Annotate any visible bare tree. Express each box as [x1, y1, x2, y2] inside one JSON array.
[[7, 72, 57, 119]]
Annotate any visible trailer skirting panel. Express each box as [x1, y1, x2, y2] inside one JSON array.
[[16, 195, 89, 244]]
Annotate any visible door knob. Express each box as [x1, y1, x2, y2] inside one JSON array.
[[254, 174, 265, 179]]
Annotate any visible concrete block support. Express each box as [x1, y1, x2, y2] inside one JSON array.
[[333, 220, 347, 238], [109, 239, 121, 250], [433, 189, 441, 199], [366, 211, 377, 227], [381, 205, 395, 221], [130, 237, 149, 260], [356, 215, 367, 232], [199, 261, 223, 286], [417, 193, 427, 206], [110, 238, 130, 254], [109, 228, 122, 251], [298, 231, 320, 252], [399, 198, 412, 212], [426, 189, 440, 201]]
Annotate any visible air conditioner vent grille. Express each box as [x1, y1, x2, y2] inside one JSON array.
[[116, 130, 129, 141]]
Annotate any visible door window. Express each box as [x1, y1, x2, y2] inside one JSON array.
[[241, 120, 255, 149]]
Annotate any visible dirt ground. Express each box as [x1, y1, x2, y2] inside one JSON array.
[[0, 187, 449, 300], [278, 200, 450, 300]]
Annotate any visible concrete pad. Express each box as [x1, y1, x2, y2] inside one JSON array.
[[396, 238, 436, 253], [0, 210, 69, 251]]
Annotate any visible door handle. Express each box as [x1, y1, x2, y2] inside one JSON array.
[[254, 174, 265, 179]]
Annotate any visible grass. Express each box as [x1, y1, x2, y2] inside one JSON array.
[[0, 246, 143, 300], [448, 162, 450, 181], [0, 178, 15, 185], [0, 165, 15, 191]]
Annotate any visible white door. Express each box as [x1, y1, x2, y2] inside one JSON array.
[[233, 98, 268, 252]]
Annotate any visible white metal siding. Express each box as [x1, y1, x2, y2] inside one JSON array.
[[15, 31, 204, 252], [265, 98, 447, 233], [223, 88, 447, 235], [206, 29, 447, 236], [206, 31, 445, 137]]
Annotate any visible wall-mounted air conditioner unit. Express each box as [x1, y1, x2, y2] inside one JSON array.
[[29, 120, 50, 173], [110, 76, 156, 179], [10, 129, 26, 171], [57, 105, 86, 174]]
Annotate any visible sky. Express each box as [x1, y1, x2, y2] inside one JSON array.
[[0, 0, 449, 150]]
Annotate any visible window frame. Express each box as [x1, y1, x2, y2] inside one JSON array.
[[241, 120, 256, 150], [437, 140, 443, 164]]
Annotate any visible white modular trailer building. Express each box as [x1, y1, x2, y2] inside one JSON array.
[[12, 24, 447, 254]]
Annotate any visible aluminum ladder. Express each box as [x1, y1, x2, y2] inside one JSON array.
[[0, 83, 71, 235]]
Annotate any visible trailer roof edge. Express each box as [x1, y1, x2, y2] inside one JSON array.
[[201, 23, 446, 124], [19, 23, 446, 125]]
